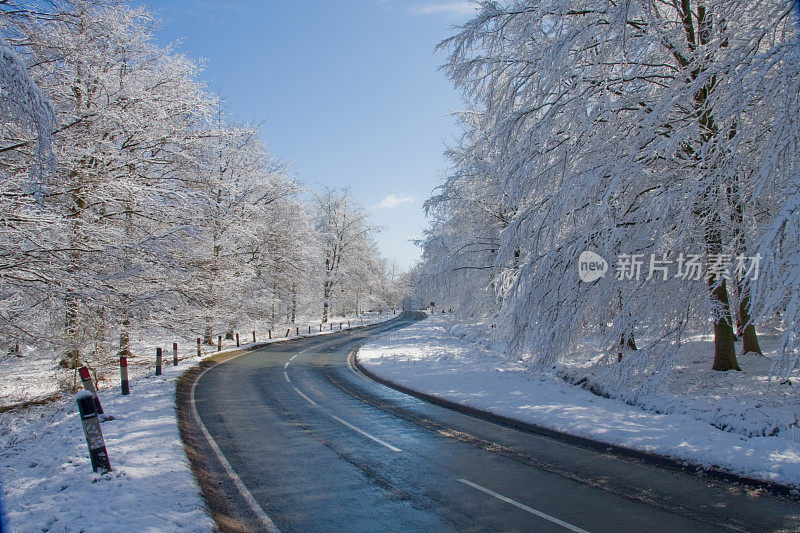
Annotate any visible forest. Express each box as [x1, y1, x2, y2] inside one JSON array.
[[0, 0, 407, 382], [415, 0, 800, 389]]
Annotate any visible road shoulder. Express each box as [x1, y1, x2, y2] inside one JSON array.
[[355, 314, 800, 493]]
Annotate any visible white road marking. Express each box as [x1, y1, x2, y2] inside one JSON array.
[[191, 367, 281, 532], [283, 371, 291, 383], [290, 353, 300, 361], [331, 415, 401, 452], [458, 479, 589, 533], [283, 361, 290, 369], [293, 387, 317, 406], [346, 349, 372, 382]]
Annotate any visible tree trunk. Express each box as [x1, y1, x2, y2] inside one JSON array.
[[711, 278, 741, 371], [118, 301, 132, 357], [291, 283, 297, 324], [620, 332, 637, 351], [118, 328, 131, 358], [322, 280, 331, 323], [203, 323, 213, 345], [61, 294, 81, 369], [738, 282, 762, 355]]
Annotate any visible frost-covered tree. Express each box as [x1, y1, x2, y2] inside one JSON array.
[[314, 188, 383, 322], [423, 0, 800, 384], [18, 1, 216, 367], [0, 0, 399, 389], [0, 4, 58, 346]]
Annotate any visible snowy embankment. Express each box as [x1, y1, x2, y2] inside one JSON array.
[[357, 314, 800, 489], [0, 311, 394, 532]]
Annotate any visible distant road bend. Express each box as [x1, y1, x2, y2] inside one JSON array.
[[183, 314, 800, 532]]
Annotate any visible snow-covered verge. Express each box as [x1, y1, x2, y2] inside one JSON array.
[[357, 314, 800, 489], [0, 311, 395, 532], [0, 356, 213, 532], [0, 311, 396, 410]]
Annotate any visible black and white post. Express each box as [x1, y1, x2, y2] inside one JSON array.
[[75, 391, 111, 473], [217, 335, 222, 352]]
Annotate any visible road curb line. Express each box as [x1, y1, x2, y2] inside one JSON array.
[[190, 364, 280, 532]]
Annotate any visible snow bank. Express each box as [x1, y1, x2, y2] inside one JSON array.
[[0, 358, 213, 532], [357, 314, 800, 488]]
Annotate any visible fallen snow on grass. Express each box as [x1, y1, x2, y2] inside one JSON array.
[[0, 358, 213, 533], [358, 314, 800, 488], [0, 311, 396, 532]]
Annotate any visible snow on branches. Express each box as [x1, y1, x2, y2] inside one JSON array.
[[0, 0, 398, 381], [419, 0, 800, 385]]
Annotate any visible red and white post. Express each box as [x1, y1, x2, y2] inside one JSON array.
[[173, 342, 178, 366], [236, 333, 240, 347], [78, 366, 103, 415], [155, 348, 162, 376], [197, 338, 201, 357], [119, 357, 129, 396]]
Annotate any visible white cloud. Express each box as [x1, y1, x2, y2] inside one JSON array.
[[410, 1, 476, 17], [375, 193, 415, 209]]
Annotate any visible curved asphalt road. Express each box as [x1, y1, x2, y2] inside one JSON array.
[[192, 315, 800, 532]]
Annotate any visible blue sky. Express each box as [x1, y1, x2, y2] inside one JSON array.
[[139, 0, 475, 270]]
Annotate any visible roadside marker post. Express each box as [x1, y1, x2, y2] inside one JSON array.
[[308, 325, 311, 334], [197, 338, 201, 357], [119, 356, 129, 395], [78, 366, 103, 415], [173, 342, 178, 366], [348, 321, 351, 328], [253, 331, 256, 343], [285, 328, 290, 337], [330, 323, 333, 330], [236, 333, 240, 347], [296, 327, 299, 336], [269, 329, 272, 339], [75, 391, 111, 474], [156, 348, 162, 376], [319, 324, 322, 332], [217, 336, 222, 352]]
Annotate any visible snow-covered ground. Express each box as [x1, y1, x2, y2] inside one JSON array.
[[0, 311, 395, 532], [357, 313, 800, 489]]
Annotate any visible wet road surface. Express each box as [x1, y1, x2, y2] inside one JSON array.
[[191, 315, 800, 532]]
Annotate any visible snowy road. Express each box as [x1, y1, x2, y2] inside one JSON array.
[[187, 315, 800, 532]]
